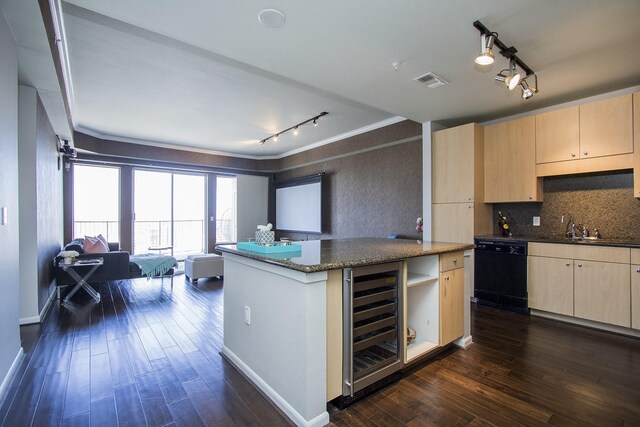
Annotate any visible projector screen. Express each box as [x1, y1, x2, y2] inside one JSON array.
[[275, 176, 322, 234]]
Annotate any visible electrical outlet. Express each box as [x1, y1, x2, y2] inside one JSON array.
[[244, 306, 251, 325], [533, 216, 541, 226]]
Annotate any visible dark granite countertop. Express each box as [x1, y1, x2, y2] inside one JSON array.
[[475, 235, 640, 249], [216, 237, 474, 273]]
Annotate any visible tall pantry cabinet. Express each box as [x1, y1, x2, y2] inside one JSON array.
[[432, 123, 492, 311]]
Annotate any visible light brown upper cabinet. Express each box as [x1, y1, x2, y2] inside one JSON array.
[[535, 93, 633, 177], [432, 123, 492, 243], [536, 106, 580, 164], [432, 123, 478, 203], [633, 93, 640, 198], [580, 94, 633, 159], [484, 116, 543, 202]]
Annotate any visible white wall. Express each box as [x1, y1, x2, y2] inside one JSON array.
[[18, 86, 39, 322], [236, 174, 269, 242], [0, 8, 24, 404]]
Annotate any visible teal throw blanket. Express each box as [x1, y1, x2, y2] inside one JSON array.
[[130, 253, 177, 279]]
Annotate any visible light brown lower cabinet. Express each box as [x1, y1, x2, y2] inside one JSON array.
[[439, 267, 464, 345], [574, 260, 630, 327], [630, 264, 640, 330], [528, 256, 574, 316], [528, 243, 632, 330]]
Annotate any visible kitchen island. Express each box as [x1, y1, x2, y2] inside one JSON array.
[[216, 238, 474, 427]]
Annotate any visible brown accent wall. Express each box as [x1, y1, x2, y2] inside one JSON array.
[[35, 94, 64, 310], [272, 120, 423, 240], [67, 120, 423, 244], [492, 171, 640, 240]]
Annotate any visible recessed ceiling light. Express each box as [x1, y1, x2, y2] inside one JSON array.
[[258, 9, 286, 28]]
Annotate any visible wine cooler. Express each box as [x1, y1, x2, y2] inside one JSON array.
[[340, 262, 404, 406]]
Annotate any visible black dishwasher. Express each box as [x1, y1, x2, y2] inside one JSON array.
[[474, 238, 529, 314]]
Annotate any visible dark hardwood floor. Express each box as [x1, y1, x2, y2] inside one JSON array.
[[2, 276, 639, 426]]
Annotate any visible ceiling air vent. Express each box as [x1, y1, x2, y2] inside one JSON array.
[[413, 72, 448, 88]]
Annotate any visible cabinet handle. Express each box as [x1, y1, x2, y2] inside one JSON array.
[[577, 263, 583, 267], [468, 205, 472, 209], [529, 195, 533, 200], [445, 276, 450, 280], [583, 151, 588, 156], [636, 268, 640, 273], [453, 258, 457, 264], [571, 153, 576, 157], [565, 262, 571, 267]]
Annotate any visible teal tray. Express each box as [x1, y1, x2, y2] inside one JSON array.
[[237, 241, 302, 254]]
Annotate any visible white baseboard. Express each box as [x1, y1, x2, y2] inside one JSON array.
[[454, 335, 473, 349], [0, 347, 24, 409], [19, 287, 56, 325], [221, 346, 329, 427]]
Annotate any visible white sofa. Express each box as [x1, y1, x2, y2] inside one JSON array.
[[185, 253, 224, 283]]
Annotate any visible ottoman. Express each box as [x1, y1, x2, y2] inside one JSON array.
[[185, 254, 224, 283]]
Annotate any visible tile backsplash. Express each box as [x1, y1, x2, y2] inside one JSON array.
[[492, 171, 640, 240]]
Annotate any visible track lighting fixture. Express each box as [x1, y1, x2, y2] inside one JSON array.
[[475, 32, 496, 65], [259, 112, 328, 145], [473, 20, 539, 100]]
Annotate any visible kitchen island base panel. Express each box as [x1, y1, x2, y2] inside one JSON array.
[[222, 253, 329, 427], [221, 347, 329, 427]]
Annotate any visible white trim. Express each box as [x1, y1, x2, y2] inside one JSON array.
[[0, 348, 24, 409], [482, 84, 640, 127], [19, 287, 56, 325], [221, 346, 329, 427], [75, 116, 407, 161], [454, 335, 473, 349], [276, 116, 406, 158]]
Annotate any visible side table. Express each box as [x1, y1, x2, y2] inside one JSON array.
[[59, 257, 103, 303]]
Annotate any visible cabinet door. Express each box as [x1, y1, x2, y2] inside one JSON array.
[[580, 94, 633, 159], [484, 116, 542, 202], [633, 93, 640, 198], [432, 203, 474, 244], [535, 106, 580, 164], [574, 260, 630, 327], [632, 265, 640, 330], [432, 124, 476, 203], [439, 268, 464, 345], [528, 256, 574, 316]]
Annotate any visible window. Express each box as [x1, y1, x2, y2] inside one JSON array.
[[216, 176, 237, 243], [73, 165, 120, 242], [133, 170, 206, 259]]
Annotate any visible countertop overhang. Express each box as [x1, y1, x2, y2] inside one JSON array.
[[475, 235, 640, 248], [216, 237, 474, 273]]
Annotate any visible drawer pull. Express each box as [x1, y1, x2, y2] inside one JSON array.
[[453, 258, 457, 264], [583, 151, 588, 156], [565, 262, 571, 267], [636, 268, 640, 273], [577, 263, 583, 267], [571, 153, 576, 157]]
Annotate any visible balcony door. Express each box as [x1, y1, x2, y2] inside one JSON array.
[[133, 170, 206, 260]]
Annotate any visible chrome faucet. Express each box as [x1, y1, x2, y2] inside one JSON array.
[[582, 225, 589, 238], [565, 218, 576, 238]]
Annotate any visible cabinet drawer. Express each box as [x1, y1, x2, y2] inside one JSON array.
[[440, 251, 463, 272], [528, 242, 629, 264]]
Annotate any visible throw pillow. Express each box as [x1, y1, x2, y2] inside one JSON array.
[[97, 234, 110, 252], [84, 235, 109, 254]]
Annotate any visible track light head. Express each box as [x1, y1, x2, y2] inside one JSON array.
[[475, 33, 495, 65], [293, 126, 299, 135], [504, 59, 521, 90], [495, 69, 508, 83], [313, 118, 318, 126], [273, 134, 279, 142], [520, 74, 538, 100]]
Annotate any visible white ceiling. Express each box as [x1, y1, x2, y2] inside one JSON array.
[[3, 1, 640, 158]]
